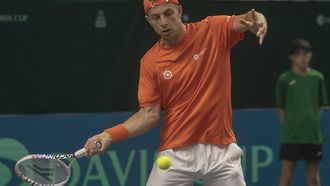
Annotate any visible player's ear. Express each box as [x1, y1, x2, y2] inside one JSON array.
[[145, 15, 151, 24], [178, 5, 182, 17]]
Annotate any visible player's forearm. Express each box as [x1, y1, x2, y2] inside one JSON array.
[[278, 108, 285, 124], [84, 105, 160, 156], [122, 105, 161, 138], [104, 105, 161, 143]]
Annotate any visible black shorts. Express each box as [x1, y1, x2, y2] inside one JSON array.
[[280, 144, 322, 162]]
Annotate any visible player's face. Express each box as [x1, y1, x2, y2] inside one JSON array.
[[290, 50, 312, 68], [146, 4, 183, 40]]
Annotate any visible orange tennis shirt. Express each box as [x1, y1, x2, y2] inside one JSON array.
[[138, 16, 244, 151]]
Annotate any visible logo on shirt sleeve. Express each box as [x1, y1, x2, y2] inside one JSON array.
[[193, 48, 207, 61], [163, 70, 173, 80]]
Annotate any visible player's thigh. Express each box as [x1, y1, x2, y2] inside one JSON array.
[[303, 144, 322, 162], [147, 163, 194, 186], [303, 144, 322, 178], [204, 143, 246, 186], [280, 160, 296, 178], [204, 167, 245, 186], [147, 148, 195, 186]]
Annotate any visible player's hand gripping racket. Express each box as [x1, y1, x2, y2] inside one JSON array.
[[15, 141, 102, 186]]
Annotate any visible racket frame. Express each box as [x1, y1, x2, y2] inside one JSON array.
[[15, 141, 101, 186], [15, 153, 74, 186]]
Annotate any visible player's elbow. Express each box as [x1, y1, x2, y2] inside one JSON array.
[[141, 106, 160, 129], [147, 110, 160, 128]]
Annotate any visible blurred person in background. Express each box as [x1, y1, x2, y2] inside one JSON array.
[[276, 39, 328, 186]]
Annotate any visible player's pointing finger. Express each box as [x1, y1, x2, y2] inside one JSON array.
[[251, 9, 257, 20], [259, 34, 265, 45]]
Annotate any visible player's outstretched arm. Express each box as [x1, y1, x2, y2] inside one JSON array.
[[234, 9, 268, 45], [84, 104, 161, 157]]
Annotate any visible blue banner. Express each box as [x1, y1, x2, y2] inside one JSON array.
[[0, 109, 329, 186]]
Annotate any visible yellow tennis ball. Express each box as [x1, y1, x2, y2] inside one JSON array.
[[156, 155, 171, 170]]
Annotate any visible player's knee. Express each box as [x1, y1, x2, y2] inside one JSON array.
[[283, 167, 295, 178]]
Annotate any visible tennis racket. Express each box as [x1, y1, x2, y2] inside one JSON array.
[[15, 141, 102, 186]]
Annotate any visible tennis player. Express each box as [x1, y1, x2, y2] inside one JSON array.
[[84, 0, 267, 185]]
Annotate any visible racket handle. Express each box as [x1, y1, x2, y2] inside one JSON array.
[[75, 141, 102, 158], [74, 148, 87, 158]]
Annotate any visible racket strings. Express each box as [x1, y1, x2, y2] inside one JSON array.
[[17, 158, 70, 185]]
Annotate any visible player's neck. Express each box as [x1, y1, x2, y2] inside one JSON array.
[[160, 24, 186, 48], [292, 65, 310, 75]]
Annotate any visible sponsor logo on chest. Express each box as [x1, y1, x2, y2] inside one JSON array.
[[161, 48, 207, 80], [162, 70, 173, 80]]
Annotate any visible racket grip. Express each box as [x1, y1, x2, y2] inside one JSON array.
[[75, 141, 102, 158], [74, 148, 87, 158]]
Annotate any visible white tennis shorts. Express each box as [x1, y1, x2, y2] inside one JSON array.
[[147, 143, 246, 186]]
